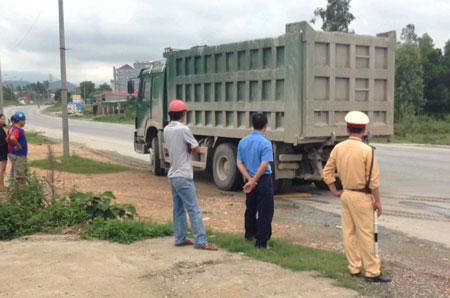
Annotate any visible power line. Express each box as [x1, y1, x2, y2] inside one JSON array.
[[15, 10, 42, 48]]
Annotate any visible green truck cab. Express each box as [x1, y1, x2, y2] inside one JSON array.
[[132, 21, 396, 192]]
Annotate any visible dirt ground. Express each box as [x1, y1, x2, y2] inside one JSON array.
[[0, 235, 357, 298], [1, 143, 449, 297], [0, 143, 360, 298]]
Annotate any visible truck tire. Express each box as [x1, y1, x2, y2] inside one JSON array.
[[273, 178, 291, 194], [151, 137, 165, 176], [313, 178, 342, 191], [212, 143, 243, 191]]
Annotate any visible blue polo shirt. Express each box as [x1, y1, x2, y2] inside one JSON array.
[[237, 131, 273, 176]]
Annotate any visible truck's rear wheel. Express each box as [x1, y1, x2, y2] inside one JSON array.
[[212, 143, 243, 191], [151, 137, 165, 176]]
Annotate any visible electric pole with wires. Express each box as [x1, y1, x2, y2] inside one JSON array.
[[58, 0, 70, 157]]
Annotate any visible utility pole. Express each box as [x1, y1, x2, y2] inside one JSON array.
[[0, 58, 4, 114], [58, 0, 70, 157]]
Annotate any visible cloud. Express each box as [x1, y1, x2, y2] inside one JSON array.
[[1, 0, 449, 85]]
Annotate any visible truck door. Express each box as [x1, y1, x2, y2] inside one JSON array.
[[136, 75, 151, 138], [150, 73, 162, 122]]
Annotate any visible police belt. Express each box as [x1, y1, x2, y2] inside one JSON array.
[[349, 188, 372, 194]]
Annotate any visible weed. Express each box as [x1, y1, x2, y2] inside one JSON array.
[[26, 131, 58, 145], [70, 191, 136, 220], [208, 233, 364, 292], [82, 218, 173, 244], [30, 154, 137, 174]]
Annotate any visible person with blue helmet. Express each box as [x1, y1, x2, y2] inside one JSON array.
[[9, 112, 28, 183]]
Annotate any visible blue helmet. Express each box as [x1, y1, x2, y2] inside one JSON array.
[[13, 112, 26, 121]]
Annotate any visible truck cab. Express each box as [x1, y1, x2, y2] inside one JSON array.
[[133, 62, 167, 174]]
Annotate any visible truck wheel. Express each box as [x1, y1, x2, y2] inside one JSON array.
[[314, 178, 342, 190], [151, 137, 165, 176], [212, 143, 243, 191], [273, 178, 291, 194]]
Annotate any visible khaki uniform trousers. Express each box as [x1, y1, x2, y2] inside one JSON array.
[[341, 190, 381, 277]]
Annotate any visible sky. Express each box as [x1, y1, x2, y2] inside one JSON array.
[[1, 0, 449, 85]]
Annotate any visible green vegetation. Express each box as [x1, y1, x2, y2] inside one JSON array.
[[393, 115, 450, 145], [311, 0, 355, 33], [92, 103, 135, 125], [43, 103, 62, 113], [208, 233, 361, 291], [26, 131, 58, 145], [30, 154, 136, 174], [0, 173, 91, 240], [71, 191, 136, 220], [82, 218, 173, 244], [93, 115, 134, 125], [0, 175, 140, 240]]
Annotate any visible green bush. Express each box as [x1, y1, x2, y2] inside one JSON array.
[[394, 115, 450, 144], [82, 218, 173, 244], [70, 191, 136, 220], [0, 171, 138, 240]]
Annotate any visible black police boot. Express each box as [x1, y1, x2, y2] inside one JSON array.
[[365, 273, 391, 283]]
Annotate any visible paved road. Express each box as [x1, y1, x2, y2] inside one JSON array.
[[6, 105, 450, 247], [5, 105, 147, 163]]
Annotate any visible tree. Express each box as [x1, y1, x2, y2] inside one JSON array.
[[400, 24, 418, 44], [55, 89, 72, 102], [395, 43, 425, 122], [2, 86, 15, 102], [311, 0, 355, 33], [418, 34, 449, 115], [79, 81, 96, 99], [97, 83, 112, 92]]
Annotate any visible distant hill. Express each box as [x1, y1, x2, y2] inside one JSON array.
[[3, 80, 31, 88], [49, 80, 78, 92], [3, 80, 77, 92]]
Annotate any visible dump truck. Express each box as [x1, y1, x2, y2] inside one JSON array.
[[131, 21, 396, 192]]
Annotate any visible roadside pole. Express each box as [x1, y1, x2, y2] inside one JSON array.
[[0, 57, 4, 114], [58, 0, 70, 157]]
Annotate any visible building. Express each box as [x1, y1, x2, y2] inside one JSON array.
[[113, 64, 135, 92], [112, 61, 155, 92]]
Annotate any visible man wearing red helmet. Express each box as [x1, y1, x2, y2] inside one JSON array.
[[163, 99, 217, 251], [323, 111, 391, 283]]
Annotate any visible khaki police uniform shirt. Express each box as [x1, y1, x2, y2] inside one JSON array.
[[323, 138, 379, 190]]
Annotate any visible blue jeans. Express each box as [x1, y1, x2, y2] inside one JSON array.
[[169, 177, 207, 247]]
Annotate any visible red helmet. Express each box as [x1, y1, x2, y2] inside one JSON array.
[[168, 99, 187, 112]]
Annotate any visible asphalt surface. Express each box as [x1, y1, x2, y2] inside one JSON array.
[[6, 105, 450, 247]]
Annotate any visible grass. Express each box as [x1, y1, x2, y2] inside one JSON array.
[[43, 103, 62, 113], [82, 218, 173, 244], [30, 154, 137, 174], [26, 131, 58, 145], [93, 115, 134, 125], [392, 115, 450, 145], [208, 232, 364, 292]]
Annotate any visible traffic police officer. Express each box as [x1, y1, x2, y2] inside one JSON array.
[[323, 111, 391, 283]]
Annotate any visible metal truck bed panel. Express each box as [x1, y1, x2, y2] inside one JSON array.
[[165, 21, 395, 144]]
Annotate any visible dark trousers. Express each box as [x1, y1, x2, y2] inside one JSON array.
[[244, 174, 274, 247]]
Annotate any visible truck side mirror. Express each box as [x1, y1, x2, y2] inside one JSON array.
[[127, 80, 135, 95]]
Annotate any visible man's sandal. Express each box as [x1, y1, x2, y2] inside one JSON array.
[[194, 243, 218, 251], [175, 239, 194, 247]]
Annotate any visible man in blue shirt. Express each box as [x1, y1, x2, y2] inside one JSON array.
[[237, 113, 274, 249]]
